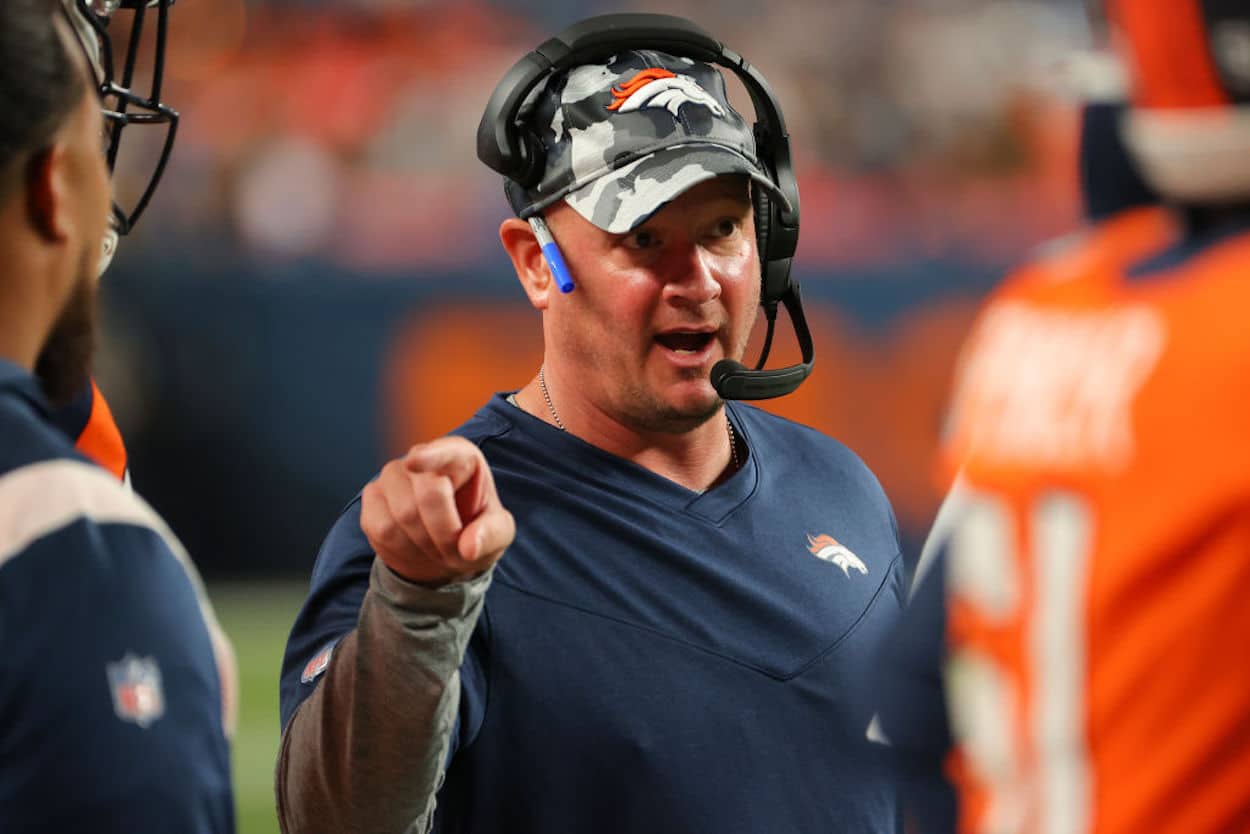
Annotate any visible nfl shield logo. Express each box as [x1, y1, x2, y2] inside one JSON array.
[[107, 654, 165, 728], [301, 642, 335, 684]]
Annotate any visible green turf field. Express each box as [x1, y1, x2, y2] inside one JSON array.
[[208, 581, 309, 834]]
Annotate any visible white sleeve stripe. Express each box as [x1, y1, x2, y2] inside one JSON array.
[[910, 470, 968, 600], [0, 459, 238, 736], [0, 459, 181, 569]]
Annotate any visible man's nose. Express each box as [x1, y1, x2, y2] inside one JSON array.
[[662, 241, 722, 306]]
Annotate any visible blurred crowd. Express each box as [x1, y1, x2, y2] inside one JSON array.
[[115, 0, 1092, 275]]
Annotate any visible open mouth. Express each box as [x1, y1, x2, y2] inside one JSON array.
[[655, 332, 715, 355]]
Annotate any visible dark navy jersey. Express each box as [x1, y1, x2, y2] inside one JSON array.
[[283, 395, 906, 833], [0, 360, 234, 834]]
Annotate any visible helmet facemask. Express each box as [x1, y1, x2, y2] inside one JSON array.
[[65, 0, 178, 248]]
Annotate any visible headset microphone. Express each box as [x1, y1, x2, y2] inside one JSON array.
[[711, 284, 813, 400]]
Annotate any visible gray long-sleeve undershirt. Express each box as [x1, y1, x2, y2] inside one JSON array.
[[276, 559, 491, 834]]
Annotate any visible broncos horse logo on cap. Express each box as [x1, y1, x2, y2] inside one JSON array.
[[607, 68, 727, 119], [807, 534, 869, 577]]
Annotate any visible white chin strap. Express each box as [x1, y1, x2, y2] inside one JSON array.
[[97, 226, 119, 276]]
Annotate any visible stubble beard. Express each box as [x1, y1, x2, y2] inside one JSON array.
[[35, 248, 98, 408], [598, 323, 754, 436], [620, 376, 723, 434]]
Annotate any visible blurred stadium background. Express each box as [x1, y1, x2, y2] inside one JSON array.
[[98, 0, 1096, 829]]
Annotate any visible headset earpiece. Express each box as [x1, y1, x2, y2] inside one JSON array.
[[504, 178, 531, 216], [511, 116, 548, 188], [752, 187, 771, 269], [751, 185, 784, 305]]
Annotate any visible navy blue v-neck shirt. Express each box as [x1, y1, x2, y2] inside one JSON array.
[[283, 396, 905, 833]]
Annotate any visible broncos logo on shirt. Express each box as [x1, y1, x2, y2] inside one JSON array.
[[607, 68, 727, 118], [807, 533, 869, 577]]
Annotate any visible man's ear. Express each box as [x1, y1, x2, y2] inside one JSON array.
[[500, 217, 553, 311], [25, 145, 72, 243]]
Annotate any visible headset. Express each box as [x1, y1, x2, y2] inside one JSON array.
[[477, 13, 814, 401]]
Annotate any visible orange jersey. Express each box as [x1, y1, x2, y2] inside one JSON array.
[[937, 205, 1250, 834]]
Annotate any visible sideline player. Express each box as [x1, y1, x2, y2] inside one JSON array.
[[0, 1, 234, 830], [278, 15, 905, 834], [879, 1, 1250, 832], [874, 84, 1166, 834]]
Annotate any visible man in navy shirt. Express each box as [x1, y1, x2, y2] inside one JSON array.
[[279, 24, 905, 834], [0, 1, 234, 831]]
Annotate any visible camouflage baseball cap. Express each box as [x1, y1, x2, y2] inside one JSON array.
[[512, 49, 791, 233]]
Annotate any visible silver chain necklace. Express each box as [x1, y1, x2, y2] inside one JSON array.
[[537, 365, 566, 432], [537, 365, 740, 470]]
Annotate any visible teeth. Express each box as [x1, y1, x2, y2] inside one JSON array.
[[674, 349, 695, 355]]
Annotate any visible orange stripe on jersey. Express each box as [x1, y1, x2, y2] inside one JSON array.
[[1109, 0, 1229, 109], [75, 380, 128, 482]]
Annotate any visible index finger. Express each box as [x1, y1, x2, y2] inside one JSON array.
[[405, 437, 482, 491]]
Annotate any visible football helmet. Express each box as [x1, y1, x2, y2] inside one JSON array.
[[1109, 0, 1250, 203]]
